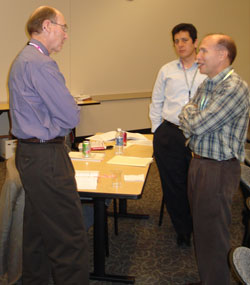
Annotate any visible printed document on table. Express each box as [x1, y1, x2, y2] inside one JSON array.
[[107, 156, 153, 167], [126, 140, 152, 147], [75, 170, 99, 190], [69, 152, 105, 162], [87, 131, 149, 142]]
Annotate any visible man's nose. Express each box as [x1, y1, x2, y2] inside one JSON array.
[[178, 40, 185, 46], [196, 52, 202, 61]]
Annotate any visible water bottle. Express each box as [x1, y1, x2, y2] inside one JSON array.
[[115, 128, 124, 155]]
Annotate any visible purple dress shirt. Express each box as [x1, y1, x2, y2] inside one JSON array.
[[8, 39, 80, 140]]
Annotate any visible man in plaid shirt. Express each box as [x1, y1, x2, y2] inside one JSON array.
[[179, 34, 250, 285]]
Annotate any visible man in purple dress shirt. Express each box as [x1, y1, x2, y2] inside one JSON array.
[[8, 6, 89, 284]]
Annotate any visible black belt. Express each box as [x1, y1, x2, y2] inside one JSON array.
[[192, 153, 236, 161], [18, 137, 65, 144], [164, 120, 179, 128]]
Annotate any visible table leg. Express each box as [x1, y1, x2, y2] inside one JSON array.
[[118, 198, 149, 219], [90, 197, 135, 284]]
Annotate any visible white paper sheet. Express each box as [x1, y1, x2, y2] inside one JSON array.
[[124, 174, 145, 182], [86, 131, 148, 142], [126, 140, 153, 147], [107, 156, 153, 167], [69, 152, 105, 162], [75, 171, 99, 190]]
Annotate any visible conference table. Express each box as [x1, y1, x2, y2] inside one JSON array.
[[72, 135, 153, 283], [0, 102, 9, 115], [0, 99, 100, 159]]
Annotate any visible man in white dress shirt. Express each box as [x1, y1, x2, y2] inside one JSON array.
[[149, 23, 206, 247]]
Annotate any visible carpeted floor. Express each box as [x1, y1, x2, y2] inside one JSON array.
[[0, 159, 245, 284], [87, 161, 244, 285]]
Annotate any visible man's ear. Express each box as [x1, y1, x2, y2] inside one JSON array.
[[218, 48, 229, 62], [42, 19, 51, 33]]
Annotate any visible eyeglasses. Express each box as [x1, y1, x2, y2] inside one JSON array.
[[50, 21, 68, 33]]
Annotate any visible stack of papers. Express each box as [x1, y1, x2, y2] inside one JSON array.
[[87, 131, 148, 142], [69, 152, 105, 162], [72, 94, 91, 104], [107, 156, 153, 167], [75, 170, 99, 190]]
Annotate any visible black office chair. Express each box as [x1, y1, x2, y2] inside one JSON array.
[[0, 155, 24, 284]]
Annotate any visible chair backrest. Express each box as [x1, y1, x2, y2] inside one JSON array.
[[229, 246, 250, 285], [5, 155, 22, 188], [247, 197, 250, 211], [0, 155, 24, 284]]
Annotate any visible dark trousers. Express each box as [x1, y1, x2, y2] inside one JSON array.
[[153, 120, 192, 235], [16, 141, 89, 285], [188, 157, 240, 285]]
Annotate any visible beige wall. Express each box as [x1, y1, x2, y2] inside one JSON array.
[[70, 0, 250, 95], [0, 0, 249, 135]]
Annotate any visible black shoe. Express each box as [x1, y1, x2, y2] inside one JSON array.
[[177, 233, 191, 247]]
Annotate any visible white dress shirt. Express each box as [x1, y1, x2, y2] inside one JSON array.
[[149, 59, 207, 132]]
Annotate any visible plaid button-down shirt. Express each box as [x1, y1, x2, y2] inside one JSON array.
[[179, 66, 250, 161]]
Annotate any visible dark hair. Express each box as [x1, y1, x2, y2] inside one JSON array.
[[217, 35, 237, 64], [26, 6, 57, 36], [171, 23, 197, 43]]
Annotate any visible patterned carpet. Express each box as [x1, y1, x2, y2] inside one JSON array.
[[87, 162, 244, 285], [0, 159, 245, 284]]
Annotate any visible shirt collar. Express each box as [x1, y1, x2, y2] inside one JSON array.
[[177, 59, 199, 70], [207, 66, 233, 86], [29, 39, 49, 56]]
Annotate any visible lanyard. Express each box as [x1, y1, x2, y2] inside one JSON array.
[[28, 42, 44, 54], [181, 61, 198, 101], [200, 69, 234, 110]]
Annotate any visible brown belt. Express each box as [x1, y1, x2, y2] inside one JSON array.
[[192, 153, 236, 161], [18, 137, 65, 144], [192, 153, 206, 159]]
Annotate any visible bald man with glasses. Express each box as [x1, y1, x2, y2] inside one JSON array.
[[8, 6, 89, 284]]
